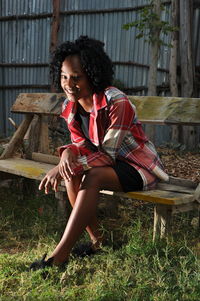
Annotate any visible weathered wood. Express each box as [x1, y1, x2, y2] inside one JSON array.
[[11, 93, 200, 125], [147, 0, 161, 96], [157, 183, 195, 194], [159, 205, 172, 238], [171, 202, 200, 214], [169, 0, 180, 144], [100, 189, 194, 206], [169, 0, 179, 97], [50, 0, 60, 92], [50, 0, 60, 54], [129, 96, 200, 125], [11, 93, 65, 115], [32, 152, 60, 165], [0, 114, 33, 159], [193, 183, 200, 202], [55, 191, 67, 216], [8, 117, 18, 129], [153, 204, 172, 240], [24, 114, 40, 159], [153, 205, 161, 241], [0, 157, 54, 180], [39, 116, 50, 154], [179, 0, 197, 149], [180, 0, 194, 98], [168, 176, 197, 188]]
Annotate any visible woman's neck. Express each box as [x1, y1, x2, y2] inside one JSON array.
[[78, 96, 93, 113]]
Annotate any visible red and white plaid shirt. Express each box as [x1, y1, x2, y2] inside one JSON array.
[[59, 87, 169, 190]]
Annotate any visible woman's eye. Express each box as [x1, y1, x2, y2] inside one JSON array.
[[72, 76, 80, 81]]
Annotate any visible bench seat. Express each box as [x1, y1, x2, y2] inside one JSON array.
[[0, 157, 197, 206]]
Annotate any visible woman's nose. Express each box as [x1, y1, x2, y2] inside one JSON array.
[[65, 77, 74, 88]]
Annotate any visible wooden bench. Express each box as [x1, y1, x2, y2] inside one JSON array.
[[1, 93, 200, 240]]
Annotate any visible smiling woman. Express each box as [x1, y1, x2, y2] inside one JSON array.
[[29, 36, 168, 271]]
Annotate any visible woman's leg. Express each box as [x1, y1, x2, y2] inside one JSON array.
[[65, 175, 102, 246], [49, 166, 122, 265]]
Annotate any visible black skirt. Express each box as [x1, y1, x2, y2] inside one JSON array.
[[112, 159, 143, 192]]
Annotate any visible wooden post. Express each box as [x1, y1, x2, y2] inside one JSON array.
[[153, 204, 172, 241], [55, 191, 68, 216], [24, 114, 41, 159], [146, 0, 162, 142], [147, 0, 161, 97], [153, 205, 161, 241], [169, 0, 179, 97], [0, 114, 33, 159], [179, 0, 197, 149], [39, 115, 50, 154], [170, 0, 181, 144], [50, 0, 60, 92]]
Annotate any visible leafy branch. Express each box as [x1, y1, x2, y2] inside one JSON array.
[[123, 1, 179, 47]]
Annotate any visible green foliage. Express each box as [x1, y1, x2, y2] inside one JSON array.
[[123, 1, 179, 47], [1, 187, 200, 300]]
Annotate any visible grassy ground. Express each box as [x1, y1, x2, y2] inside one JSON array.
[[1, 182, 200, 301]]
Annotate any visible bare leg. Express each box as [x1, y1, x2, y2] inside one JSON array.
[[65, 174, 102, 246], [49, 167, 122, 265]]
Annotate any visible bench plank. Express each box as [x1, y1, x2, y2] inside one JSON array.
[[0, 158, 54, 180], [11, 93, 200, 125], [101, 189, 194, 206], [11, 93, 65, 115], [129, 96, 200, 125]]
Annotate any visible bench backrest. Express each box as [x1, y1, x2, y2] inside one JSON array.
[[11, 93, 200, 125]]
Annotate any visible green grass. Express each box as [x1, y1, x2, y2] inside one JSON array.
[[1, 184, 200, 301]]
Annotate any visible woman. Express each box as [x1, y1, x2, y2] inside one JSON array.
[[30, 36, 168, 270]]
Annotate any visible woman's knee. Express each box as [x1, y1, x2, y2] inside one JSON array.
[[82, 168, 105, 188], [65, 175, 83, 197]]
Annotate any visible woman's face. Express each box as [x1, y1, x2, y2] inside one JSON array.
[[60, 55, 92, 102]]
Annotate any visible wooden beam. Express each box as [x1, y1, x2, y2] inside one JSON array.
[[0, 115, 33, 159], [50, 0, 60, 53], [50, 0, 60, 92], [24, 115, 41, 159], [32, 152, 60, 165], [39, 116, 50, 154]]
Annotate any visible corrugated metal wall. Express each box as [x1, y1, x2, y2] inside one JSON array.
[[0, 0, 200, 146]]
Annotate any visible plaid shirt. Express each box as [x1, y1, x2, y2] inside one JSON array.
[[59, 87, 169, 190]]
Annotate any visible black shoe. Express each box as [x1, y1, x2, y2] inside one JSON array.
[[29, 253, 54, 271], [72, 242, 98, 258]]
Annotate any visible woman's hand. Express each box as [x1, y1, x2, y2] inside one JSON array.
[[58, 148, 79, 181], [39, 165, 61, 194]]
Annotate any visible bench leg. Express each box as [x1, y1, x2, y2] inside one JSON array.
[[55, 191, 68, 216], [153, 204, 172, 241]]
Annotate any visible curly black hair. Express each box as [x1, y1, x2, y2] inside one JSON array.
[[50, 36, 114, 93]]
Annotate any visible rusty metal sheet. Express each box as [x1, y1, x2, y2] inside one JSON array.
[[11, 93, 65, 115]]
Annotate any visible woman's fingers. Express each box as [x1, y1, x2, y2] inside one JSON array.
[[53, 178, 58, 192], [44, 180, 50, 194], [59, 160, 73, 181], [39, 175, 58, 194], [39, 177, 47, 191]]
